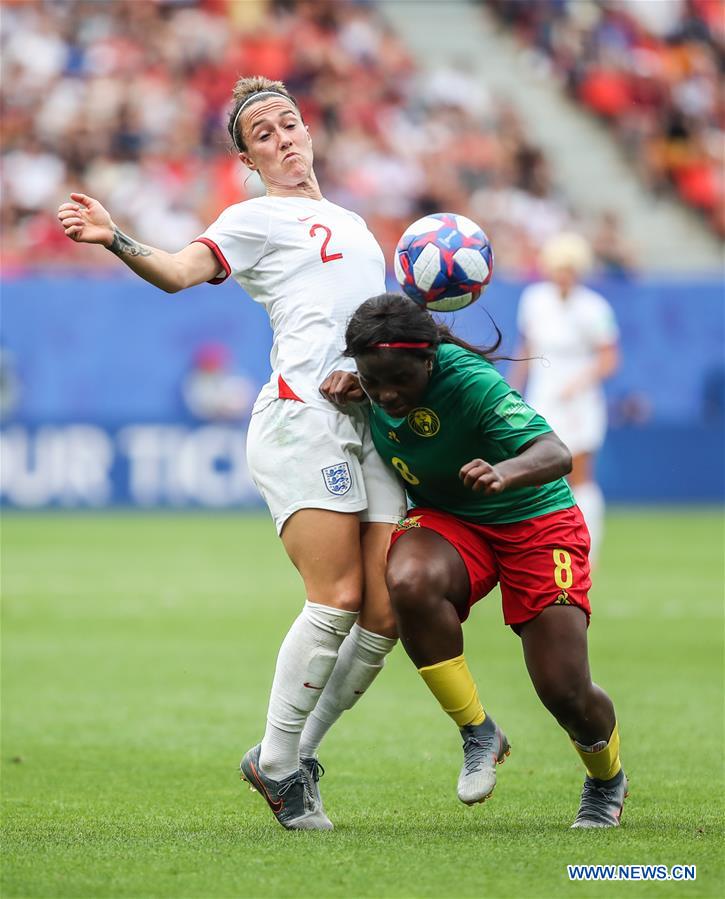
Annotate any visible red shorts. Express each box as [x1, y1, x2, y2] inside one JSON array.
[[389, 505, 592, 628]]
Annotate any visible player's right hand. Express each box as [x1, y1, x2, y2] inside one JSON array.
[[459, 458, 506, 494], [57, 193, 115, 246], [319, 370, 366, 405]]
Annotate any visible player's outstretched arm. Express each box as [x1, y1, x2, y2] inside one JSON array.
[[460, 432, 572, 494], [57, 192, 221, 293]]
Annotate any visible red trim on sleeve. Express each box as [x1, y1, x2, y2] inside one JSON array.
[[192, 237, 231, 284], [278, 375, 304, 402]]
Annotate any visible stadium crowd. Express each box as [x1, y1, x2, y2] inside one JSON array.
[[486, 0, 725, 237], [3, 0, 644, 275]]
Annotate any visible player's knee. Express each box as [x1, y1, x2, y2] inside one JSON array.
[[306, 579, 362, 612], [358, 605, 397, 638], [386, 557, 446, 616], [326, 588, 362, 613], [538, 676, 589, 725]]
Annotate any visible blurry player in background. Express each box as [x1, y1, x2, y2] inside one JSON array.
[[182, 343, 254, 422], [510, 233, 619, 564], [57, 75, 406, 831], [332, 293, 627, 828]]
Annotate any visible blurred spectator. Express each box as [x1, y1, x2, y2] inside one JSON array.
[[485, 0, 725, 236], [0, 348, 21, 420], [2, 0, 622, 274], [182, 343, 255, 422], [590, 210, 638, 277]]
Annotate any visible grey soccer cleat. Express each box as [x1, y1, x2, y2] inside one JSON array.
[[457, 715, 511, 805], [300, 756, 326, 813], [239, 744, 333, 830], [571, 769, 629, 828]]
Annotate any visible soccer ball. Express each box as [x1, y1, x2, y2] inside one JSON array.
[[394, 212, 494, 312]]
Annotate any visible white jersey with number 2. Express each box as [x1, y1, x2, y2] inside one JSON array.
[[195, 195, 386, 412]]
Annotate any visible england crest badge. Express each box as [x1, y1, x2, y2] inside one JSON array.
[[322, 462, 352, 496]]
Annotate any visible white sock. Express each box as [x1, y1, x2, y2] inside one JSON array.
[[298, 623, 397, 759], [259, 600, 357, 780], [573, 481, 605, 564]]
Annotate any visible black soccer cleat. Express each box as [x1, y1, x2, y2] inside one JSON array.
[[571, 769, 629, 828], [300, 756, 327, 813], [240, 744, 333, 830]]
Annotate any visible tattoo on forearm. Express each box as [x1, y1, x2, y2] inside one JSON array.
[[108, 227, 152, 258]]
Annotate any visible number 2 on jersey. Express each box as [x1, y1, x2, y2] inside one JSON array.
[[309, 224, 343, 263]]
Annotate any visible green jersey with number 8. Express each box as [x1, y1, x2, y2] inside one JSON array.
[[368, 343, 575, 524]]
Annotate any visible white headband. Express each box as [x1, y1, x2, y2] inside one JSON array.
[[230, 90, 295, 151]]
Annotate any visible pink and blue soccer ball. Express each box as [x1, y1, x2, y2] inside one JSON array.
[[394, 213, 494, 312]]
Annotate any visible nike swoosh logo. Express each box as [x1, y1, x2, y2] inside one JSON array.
[[250, 759, 283, 812], [303, 682, 323, 690], [297, 215, 314, 222]]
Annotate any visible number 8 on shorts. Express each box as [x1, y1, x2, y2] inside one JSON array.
[[553, 548, 573, 589]]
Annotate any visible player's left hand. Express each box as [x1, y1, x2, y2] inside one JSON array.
[[559, 381, 582, 402], [459, 458, 506, 494], [320, 370, 366, 405]]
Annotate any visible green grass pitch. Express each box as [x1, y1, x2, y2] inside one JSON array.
[[2, 509, 723, 898]]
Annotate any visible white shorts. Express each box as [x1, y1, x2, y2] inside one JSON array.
[[246, 399, 407, 534], [531, 393, 607, 457]]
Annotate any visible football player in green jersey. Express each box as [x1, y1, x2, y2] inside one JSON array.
[[323, 293, 627, 828]]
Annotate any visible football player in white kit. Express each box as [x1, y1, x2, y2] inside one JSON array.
[[510, 233, 619, 564], [57, 76, 406, 831]]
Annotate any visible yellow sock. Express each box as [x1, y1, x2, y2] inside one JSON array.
[[573, 721, 621, 781], [418, 654, 485, 727]]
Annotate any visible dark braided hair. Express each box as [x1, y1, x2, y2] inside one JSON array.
[[344, 293, 502, 363]]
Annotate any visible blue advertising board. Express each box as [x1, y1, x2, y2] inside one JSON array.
[[1, 274, 722, 507]]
